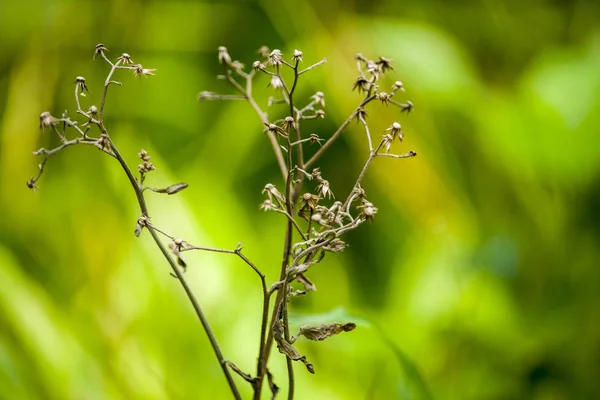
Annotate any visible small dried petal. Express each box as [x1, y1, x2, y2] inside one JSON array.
[[270, 75, 284, 89], [93, 43, 108, 60], [39, 112, 57, 131]]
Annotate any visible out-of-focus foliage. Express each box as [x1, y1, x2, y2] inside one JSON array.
[[1, 0, 599, 399]]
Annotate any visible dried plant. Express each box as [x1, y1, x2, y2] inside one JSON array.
[[28, 43, 416, 399]]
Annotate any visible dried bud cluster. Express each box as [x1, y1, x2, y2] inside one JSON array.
[[138, 149, 155, 175]]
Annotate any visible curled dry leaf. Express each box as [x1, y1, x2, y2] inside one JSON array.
[[273, 320, 314, 374], [292, 322, 356, 343]]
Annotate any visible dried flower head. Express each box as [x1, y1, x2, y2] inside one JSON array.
[[376, 56, 394, 74], [315, 179, 334, 199], [73, 76, 89, 94], [39, 112, 57, 131], [230, 60, 245, 70], [270, 75, 284, 90], [118, 53, 133, 65], [392, 81, 404, 92], [352, 76, 370, 93], [268, 49, 283, 67], [309, 133, 323, 145], [93, 43, 108, 60], [358, 200, 378, 222], [252, 61, 265, 71], [132, 64, 156, 78], [386, 122, 403, 142], [264, 122, 287, 138], [315, 109, 325, 119], [293, 49, 303, 62], [355, 107, 368, 121], [88, 105, 98, 117], [281, 116, 295, 131], [298, 193, 321, 217], [377, 92, 389, 105], [260, 199, 276, 211], [263, 183, 285, 204]]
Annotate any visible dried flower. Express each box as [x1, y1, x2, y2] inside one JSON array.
[[260, 199, 276, 211], [73, 76, 89, 94], [355, 107, 368, 121], [309, 133, 323, 145], [263, 183, 285, 204], [376, 56, 394, 74], [132, 64, 156, 78], [270, 75, 284, 90], [93, 43, 108, 60], [264, 122, 287, 138], [386, 122, 403, 142], [268, 49, 283, 67], [293, 49, 303, 62], [311, 91, 325, 108], [252, 61, 265, 71], [118, 53, 133, 65], [95, 134, 111, 152], [281, 116, 295, 131], [392, 81, 404, 93], [298, 193, 320, 217], [315, 109, 325, 118], [377, 92, 389, 105], [352, 76, 370, 93], [358, 200, 378, 221], [88, 105, 98, 117], [218, 46, 232, 65], [316, 179, 334, 199], [39, 112, 57, 131]]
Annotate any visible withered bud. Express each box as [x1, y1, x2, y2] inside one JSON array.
[[138, 149, 151, 161], [95, 134, 111, 152], [315, 109, 325, 118], [88, 105, 98, 116], [299, 193, 320, 213], [382, 133, 394, 153], [260, 199, 275, 211], [197, 91, 220, 101], [293, 323, 356, 342], [355, 107, 368, 121], [263, 183, 285, 203], [39, 112, 57, 131], [218, 46, 232, 65], [264, 122, 287, 138]]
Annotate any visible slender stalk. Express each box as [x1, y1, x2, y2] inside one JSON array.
[[101, 123, 241, 399], [304, 95, 376, 169]]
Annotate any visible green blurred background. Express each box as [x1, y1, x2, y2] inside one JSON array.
[[1, 0, 600, 399]]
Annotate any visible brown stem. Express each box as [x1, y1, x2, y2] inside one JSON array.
[[103, 127, 241, 400]]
